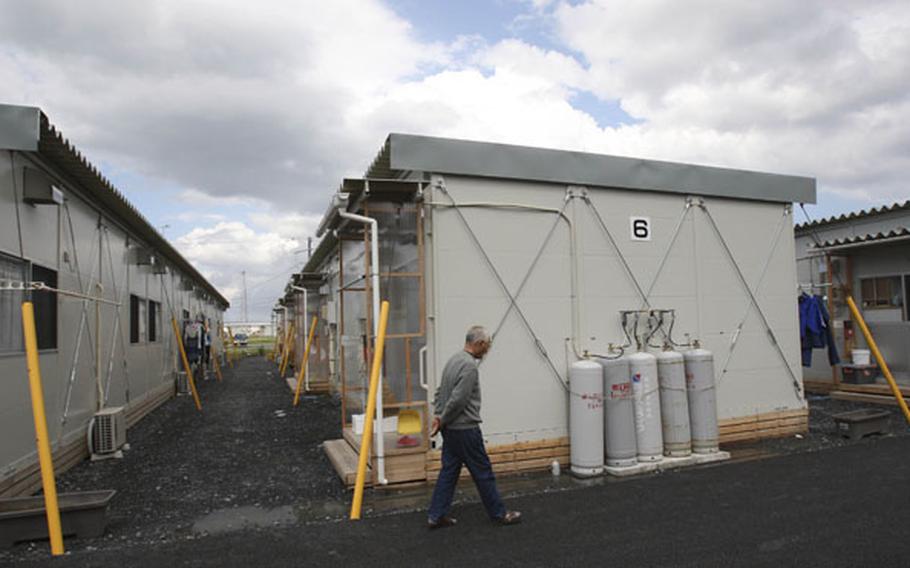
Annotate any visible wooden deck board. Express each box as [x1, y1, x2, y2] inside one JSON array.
[[324, 439, 369, 488]]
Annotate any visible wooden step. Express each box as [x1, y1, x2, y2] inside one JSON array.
[[324, 439, 369, 489], [830, 390, 905, 407], [306, 381, 331, 394], [284, 377, 331, 394]]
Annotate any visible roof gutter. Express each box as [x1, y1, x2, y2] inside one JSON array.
[[316, 193, 347, 238], [812, 233, 910, 253]]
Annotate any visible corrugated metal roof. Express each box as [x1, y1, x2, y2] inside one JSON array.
[[795, 200, 910, 232], [812, 227, 910, 250], [3, 105, 230, 308], [367, 133, 816, 204]]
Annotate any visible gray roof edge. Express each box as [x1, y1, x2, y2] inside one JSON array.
[[388, 133, 816, 204], [795, 200, 910, 232], [0, 104, 40, 151], [16, 104, 230, 308]]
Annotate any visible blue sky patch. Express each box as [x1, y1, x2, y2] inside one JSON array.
[[570, 90, 642, 128]]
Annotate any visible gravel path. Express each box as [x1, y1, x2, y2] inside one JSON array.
[[1, 357, 345, 562], [725, 394, 910, 458]]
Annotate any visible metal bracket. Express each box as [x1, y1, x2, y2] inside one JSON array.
[[566, 185, 588, 200]]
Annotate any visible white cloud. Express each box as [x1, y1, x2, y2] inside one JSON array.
[[173, 212, 227, 223], [0, 0, 444, 211], [177, 189, 262, 208], [543, 0, 910, 193], [5, 0, 910, 318], [174, 221, 297, 268], [172, 220, 307, 320], [248, 211, 323, 241]]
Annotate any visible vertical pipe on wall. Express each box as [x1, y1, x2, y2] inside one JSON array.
[[337, 203, 388, 485], [290, 285, 309, 388], [350, 301, 390, 520], [294, 316, 318, 406], [95, 283, 103, 410]]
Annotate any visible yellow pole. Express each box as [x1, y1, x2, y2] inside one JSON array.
[[274, 324, 287, 366], [270, 327, 281, 361], [171, 317, 202, 411], [279, 323, 295, 377], [21, 302, 65, 556], [293, 316, 318, 407], [846, 296, 910, 424], [278, 326, 287, 374], [350, 301, 390, 521]]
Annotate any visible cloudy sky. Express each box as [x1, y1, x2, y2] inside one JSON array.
[[2, 0, 908, 321]]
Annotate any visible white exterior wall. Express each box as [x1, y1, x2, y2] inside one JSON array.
[[426, 175, 805, 446], [796, 217, 910, 381], [0, 149, 225, 491]]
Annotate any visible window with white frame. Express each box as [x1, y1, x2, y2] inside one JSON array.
[[0, 253, 28, 353], [861, 276, 903, 309], [130, 294, 148, 343]]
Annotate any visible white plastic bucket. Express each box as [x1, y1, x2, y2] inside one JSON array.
[[351, 414, 398, 434], [852, 349, 871, 366]]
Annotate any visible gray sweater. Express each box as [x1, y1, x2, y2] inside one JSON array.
[[433, 350, 482, 430]]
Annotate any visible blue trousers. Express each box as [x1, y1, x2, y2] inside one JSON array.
[[428, 427, 506, 521]]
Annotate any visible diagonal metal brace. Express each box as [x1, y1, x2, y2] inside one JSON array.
[[697, 202, 804, 400], [434, 180, 569, 391]]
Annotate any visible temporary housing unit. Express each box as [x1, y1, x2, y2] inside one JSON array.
[[276, 272, 332, 394], [796, 201, 910, 398], [295, 134, 815, 486], [0, 104, 229, 497]]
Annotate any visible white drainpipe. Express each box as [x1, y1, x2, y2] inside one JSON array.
[[336, 202, 387, 485], [289, 285, 309, 391]]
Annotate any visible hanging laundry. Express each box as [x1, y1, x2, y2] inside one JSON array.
[[798, 293, 840, 367]]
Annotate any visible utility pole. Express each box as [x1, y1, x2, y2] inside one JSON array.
[[307, 237, 313, 259], [241, 270, 249, 323]]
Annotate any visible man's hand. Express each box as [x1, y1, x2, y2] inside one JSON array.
[[430, 416, 441, 437]]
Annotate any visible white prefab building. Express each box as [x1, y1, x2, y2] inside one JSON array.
[[293, 134, 815, 484], [795, 201, 910, 394], [0, 104, 228, 496]]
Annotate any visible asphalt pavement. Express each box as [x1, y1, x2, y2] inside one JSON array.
[[5, 357, 909, 567], [16, 432, 910, 567]]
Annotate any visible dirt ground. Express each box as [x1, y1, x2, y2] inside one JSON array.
[[1, 357, 346, 562], [2, 357, 908, 565]]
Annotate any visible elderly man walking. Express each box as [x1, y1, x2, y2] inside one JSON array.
[[427, 325, 522, 528]]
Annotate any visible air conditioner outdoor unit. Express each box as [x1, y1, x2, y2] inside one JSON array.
[[132, 247, 154, 265], [91, 406, 127, 459], [151, 258, 168, 275]]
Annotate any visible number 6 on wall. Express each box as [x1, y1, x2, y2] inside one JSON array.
[[630, 216, 651, 241]]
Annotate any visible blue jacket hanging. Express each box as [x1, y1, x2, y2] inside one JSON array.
[[798, 293, 840, 367]]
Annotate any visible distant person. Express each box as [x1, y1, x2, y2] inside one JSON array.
[[183, 318, 203, 371], [203, 321, 212, 377], [427, 325, 521, 528]]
